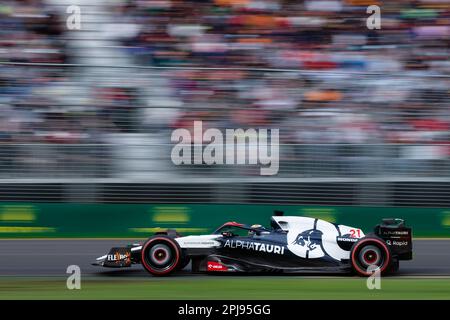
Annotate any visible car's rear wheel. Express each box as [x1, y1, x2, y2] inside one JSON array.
[[351, 237, 391, 276], [141, 236, 181, 276]]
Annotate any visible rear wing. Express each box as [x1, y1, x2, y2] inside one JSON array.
[[374, 218, 413, 260]]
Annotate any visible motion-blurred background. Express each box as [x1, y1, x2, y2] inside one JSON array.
[[0, 0, 449, 237]]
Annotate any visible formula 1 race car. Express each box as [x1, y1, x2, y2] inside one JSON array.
[[93, 212, 413, 277]]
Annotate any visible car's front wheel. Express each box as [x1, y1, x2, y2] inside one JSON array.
[[141, 236, 181, 276], [350, 237, 392, 276]]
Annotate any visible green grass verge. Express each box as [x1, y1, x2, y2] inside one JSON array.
[[0, 277, 449, 300]]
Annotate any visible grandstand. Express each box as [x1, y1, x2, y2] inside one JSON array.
[[0, 0, 449, 207]]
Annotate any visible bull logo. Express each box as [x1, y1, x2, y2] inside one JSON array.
[[292, 229, 323, 251]]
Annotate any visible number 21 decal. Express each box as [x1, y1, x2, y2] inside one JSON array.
[[349, 229, 362, 238]]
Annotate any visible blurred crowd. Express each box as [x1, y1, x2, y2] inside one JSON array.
[[116, 0, 450, 147], [0, 0, 71, 143], [0, 0, 449, 149]]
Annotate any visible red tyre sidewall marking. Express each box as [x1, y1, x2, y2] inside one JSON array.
[[351, 238, 390, 276], [141, 237, 180, 275]]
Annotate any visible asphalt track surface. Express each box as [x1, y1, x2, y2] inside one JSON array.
[[0, 239, 448, 277]]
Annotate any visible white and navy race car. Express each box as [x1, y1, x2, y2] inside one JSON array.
[[93, 212, 412, 277]]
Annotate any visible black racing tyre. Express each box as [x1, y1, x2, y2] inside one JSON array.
[[141, 236, 181, 276], [350, 237, 392, 277]]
